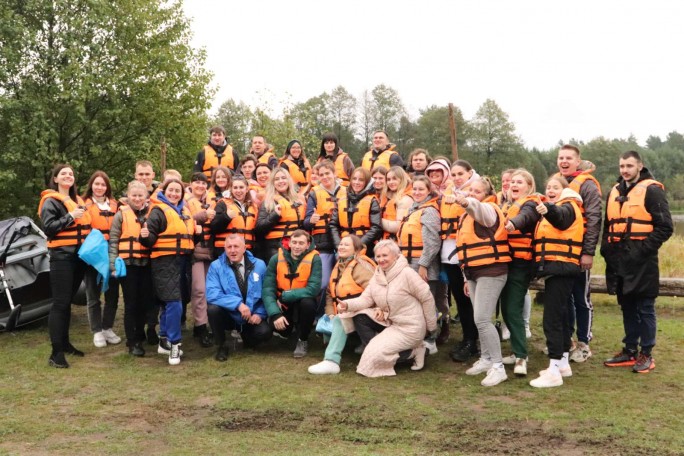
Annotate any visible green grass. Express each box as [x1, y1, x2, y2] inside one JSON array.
[[1, 297, 684, 455]]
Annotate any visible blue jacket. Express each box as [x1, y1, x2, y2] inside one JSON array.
[[206, 250, 268, 324]]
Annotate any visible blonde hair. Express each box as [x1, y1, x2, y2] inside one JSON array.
[[509, 168, 536, 197], [545, 175, 569, 189], [383, 166, 410, 202], [263, 167, 299, 212], [127, 180, 147, 195], [374, 239, 401, 257]]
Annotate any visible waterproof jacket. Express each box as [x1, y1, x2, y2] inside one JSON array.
[[262, 243, 322, 320], [600, 167, 673, 298], [206, 250, 268, 323]]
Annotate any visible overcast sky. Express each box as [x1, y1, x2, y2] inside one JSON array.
[[182, 0, 683, 150]]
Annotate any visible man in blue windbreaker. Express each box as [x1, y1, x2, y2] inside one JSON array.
[[206, 234, 272, 361]]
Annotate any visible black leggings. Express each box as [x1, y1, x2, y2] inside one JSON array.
[[48, 253, 87, 353], [120, 265, 153, 347], [444, 264, 478, 342], [271, 297, 317, 342], [207, 304, 272, 348]]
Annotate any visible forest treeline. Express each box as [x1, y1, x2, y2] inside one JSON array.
[[2, 0, 682, 219]]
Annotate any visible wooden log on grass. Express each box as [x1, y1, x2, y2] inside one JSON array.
[[529, 275, 684, 297]]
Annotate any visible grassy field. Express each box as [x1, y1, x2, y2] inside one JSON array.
[[1, 293, 683, 455]]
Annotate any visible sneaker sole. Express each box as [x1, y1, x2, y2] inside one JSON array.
[[158, 347, 184, 356], [633, 361, 656, 374], [604, 360, 636, 367]]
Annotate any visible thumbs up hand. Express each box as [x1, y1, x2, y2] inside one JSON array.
[[140, 222, 149, 238]]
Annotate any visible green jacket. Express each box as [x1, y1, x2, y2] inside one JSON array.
[[263, 242, 322, 320]]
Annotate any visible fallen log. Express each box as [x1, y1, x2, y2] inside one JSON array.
[[529, 275, 684, 297]]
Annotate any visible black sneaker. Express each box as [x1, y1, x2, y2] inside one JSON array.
[[449, 340, 479, 363], [48, 352, 69, 368], [632, 353, 655, 373], [215, 345, 229, 362], [604, 348, 638, 367], [129, 343, 145, 357], [64, 343, 85, 357]]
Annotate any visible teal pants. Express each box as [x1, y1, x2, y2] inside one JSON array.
[[500, 261, 535, 359], [324, 316, 348, 365]]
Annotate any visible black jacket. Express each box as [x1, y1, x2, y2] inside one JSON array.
[[600, 168, 673, 298]]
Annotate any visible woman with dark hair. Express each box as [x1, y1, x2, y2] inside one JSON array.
[[251, 162, 271, 206], [38, 164, 93, 368], [330, 167, 383, 258], [255, 168, 306, 262], [83, 170, 121, 348], [318, 132, 354, 187], [280, 140, 312, 190], [211, 175, 258, 257], [139, 178, 197, 365]]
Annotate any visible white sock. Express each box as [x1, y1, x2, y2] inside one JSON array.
[[560, 352, 570, 369], [547, 359, 561, 375]]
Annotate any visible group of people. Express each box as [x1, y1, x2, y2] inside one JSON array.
[[38, 127, 673, 388]]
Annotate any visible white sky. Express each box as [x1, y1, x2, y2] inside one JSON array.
[[182, 0, 684, 150]]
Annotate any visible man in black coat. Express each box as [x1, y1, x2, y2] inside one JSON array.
[[601, 151, 673, 373]]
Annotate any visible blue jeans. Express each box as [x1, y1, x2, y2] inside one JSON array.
[[160, 300, 182, 344], [618, 294, 656, 353]]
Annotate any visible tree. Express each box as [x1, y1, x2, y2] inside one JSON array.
[[465, 99, 525, 175], [212, 99, 254, 155], [0, 0, 212, 218], [326, 86, 357, 148], [288, 94, 332, 159], [413, 105, 467, 159], [370, 84, 406, 136]]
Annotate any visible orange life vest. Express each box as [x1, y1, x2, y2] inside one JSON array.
[[311, 185, 346, 236], [215, 200, 258, 250], [264, 196, 305, 240], [275, 249, 319, 298], [337, 193, 375, 238], [382, 189, 413, 240], [559, 172, 601, 232], [280, 157, 312, 187], [605, 179, 663, 243], [206, 189, 224, 210], [440, 185, 470, 240], [329, 152, 351, 186], [84, 197, 118, 240], [185, 194, 212, 245], [201, 144, 235, 177], [456, 200, 511, 268], [149, 203, 195, 258], [534, 197, 583, 265], [398, 198, 439, 262], [505, 195, 541, 261], [329, 255, 376, 313], [257, 151, 276, 167], [361, 146, 399, 172], [118, 205, 151, 259], [38, 191, 92, 249]]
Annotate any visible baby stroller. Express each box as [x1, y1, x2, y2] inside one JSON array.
[[0, 216, 52, 331]]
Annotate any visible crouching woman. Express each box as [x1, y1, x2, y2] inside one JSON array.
[[338, 240, 437, 377]]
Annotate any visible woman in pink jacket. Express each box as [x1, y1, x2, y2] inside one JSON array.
[[338, 240, 438, 377]]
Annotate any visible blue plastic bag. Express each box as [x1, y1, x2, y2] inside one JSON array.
[[114, 257, 127, 278], [78, 229, 110, 292], [315, 314, 333, 336]]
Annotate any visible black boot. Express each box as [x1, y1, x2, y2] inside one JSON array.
[[146, 326, 159, 345], [129, 342, 145, 357], [64, 343, 85, 357], [215, 344, 229, 362], [449, 340, 479, 362], [194, 324, 213, 348], [436, 319, 450, 345]]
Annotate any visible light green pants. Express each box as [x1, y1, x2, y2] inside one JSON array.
[[324, 316, 348, 365]]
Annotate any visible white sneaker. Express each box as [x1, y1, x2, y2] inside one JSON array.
[[570, 342, 592, 363], [411, 343, 428, 371], [465, 358, 493, 376], [102, 328, 121, 345], [540, 366, 572, 378], [158, 338, 183, 356], [525, 326, 532, 339], [501, 325, 511, 341], [502, 354, 516, 365], [93, 331, 107, 348], [168, 343, 181, 366], [530, 369, 563, 388], [481, 365, 508, 387], [514, 358, 528, 376], [308, 360, 340, 375], [424, 339, 438, 355]]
